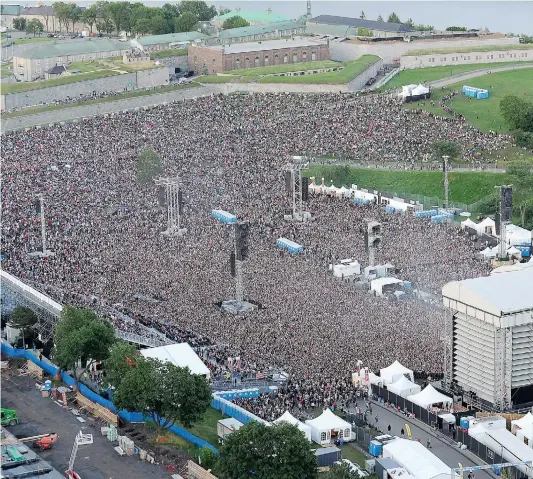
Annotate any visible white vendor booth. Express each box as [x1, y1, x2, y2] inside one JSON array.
[[512, 412, 533, 447], [380, 360, 414, 385], [305, 409, 353, 445], [387, 376, 421, 398], [406, 385, 452, 409], [333, 258, 361, 278], [274, 411, 312, 441]]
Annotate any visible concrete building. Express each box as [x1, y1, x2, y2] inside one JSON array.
[[442, 265, 533, 411], [132, 31, 208, 52], [123, 51, 150, 65], [212, 8, 291, 28], [205, 21, 306, 46], [19, 5, 87, 33], [307, 15, 417, 38], [0, 4, 24, 29], [189, 37, 329, 75], [13, 39, 130, 81], [400, 45, 533, 68]]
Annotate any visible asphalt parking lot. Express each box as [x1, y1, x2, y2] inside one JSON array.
[[1, 374, 175, 479]]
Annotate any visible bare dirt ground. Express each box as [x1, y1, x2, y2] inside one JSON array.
[[1, 373, 184, 479]]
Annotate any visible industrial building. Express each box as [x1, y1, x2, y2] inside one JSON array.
[[131, 31, 208, 52], [442, 264, 533, 410], [204, 21, 306, 46], [188, 37, 329, 75]]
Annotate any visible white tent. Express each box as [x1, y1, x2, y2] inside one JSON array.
[[406, 384, 452, 409], [274, 411, 312, 441], [476, 217, 496, 236], [140, 343, 211, 379], [380, 360, 414, 384], [369, 372, 384, 386], [305, 409, 353, 445], [412, 84, 430, 96], [512, 412, 533, 446], [480, 246, 496, 258], [461, 218, 477, 230], [507, 246, 522, 257], [506, 224, 532, 246], [387, 375, 421, 398]]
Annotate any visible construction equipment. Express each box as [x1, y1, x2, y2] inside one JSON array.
[[64, 430, 93, 479], [0, 408, 19, 426], [33, 433, 58, 451]]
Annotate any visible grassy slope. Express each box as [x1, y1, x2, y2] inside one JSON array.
[[259, 55, 380, 84], [231, 60, 340, 77], [180, 407, 224, 446], [150, 48, 188, 59], [403, 68, 533, 132], [405, 44, 533, 55], [307, 166, 513, 204], [385, 61, 531, 90]]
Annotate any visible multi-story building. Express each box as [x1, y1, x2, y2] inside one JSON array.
[[19, 5, 87, 33], [13, 39, 130, 81], [306, 15, 417, 38], [189, 37, 329, 75], [1, 4, 24, 29], [204, 21, 306, 46], [131, 31, 208, 52]]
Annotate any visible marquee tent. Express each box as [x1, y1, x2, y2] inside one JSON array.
[[476, 217, 495, 236], [512, 412, 533, 446], [380, 360, 414, 384], [305, 408, 352, 445], [369, 372, 384, 386], [141, 343, 211, 379], [274, 411, 312, 441], [406, 384, 452, 409], [412, 84, 430, 96], [461, 218, 477, 230], [480, 246, 497, 258], [387, 375, 421, 398]]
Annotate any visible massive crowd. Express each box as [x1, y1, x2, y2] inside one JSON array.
[[2, 93, 498, 417]]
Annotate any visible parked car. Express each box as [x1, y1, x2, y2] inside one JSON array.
[[184, 71, 194, 78], [177, 77, 191, 85], [97, 33, 104, 37], [366, 77, 376, 86]]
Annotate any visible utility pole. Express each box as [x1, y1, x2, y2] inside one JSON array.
[[443, 155, 449, 209], [29, 194, 55, 258], [154, 176, 187, 236]]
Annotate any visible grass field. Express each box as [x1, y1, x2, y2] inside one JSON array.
[[339, 444, 368, 467], [384, 62, 531, 90], [180, 407, 225, 446], [12, 36, 55, 45], [231, 60, 340, 77], [258, 55, 380, 84], [403, 68, 533, 132], [307, 166, 514, 204], [150, 48, 188, 59], [1, 70, 120, 94], [195, 75, 238, 83], [0, 82, 198, 118], [405, 44, 533, 56]]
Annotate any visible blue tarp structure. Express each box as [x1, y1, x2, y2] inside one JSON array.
[[212, 209, 237, 224], [216, 389, 260, 400], [276, 238, 304, 254], [431, 215, 452, 224], [462, 85, 489, 99], [415, 210, 438, 218]]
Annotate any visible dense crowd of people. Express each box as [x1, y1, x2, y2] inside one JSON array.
[[2, 92, 499, 417]]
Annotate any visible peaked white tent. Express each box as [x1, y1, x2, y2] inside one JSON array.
[[380, 360, 414, 384], [512, 412, 533, 446], [369, 372, 384, 386], [412, 84, 430, 96], [480, 246, 496, 258], [387, 375, 421, 398], [274, 411, 312, 441], [476, 217, 496, 236], [305, 409, 352, 445], [406, 384, 452, 409], [140, 343, 210, 379], [461, 218, 477, 230]]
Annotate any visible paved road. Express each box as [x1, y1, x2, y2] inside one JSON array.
[[429, 63, 533, 88], [367, 401, 495, 479]]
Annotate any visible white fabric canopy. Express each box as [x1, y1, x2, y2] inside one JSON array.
[[140, 343, 210, 379], [369, 372, 384, 386], [387, 375, 421, 398], [305, 409, 352, 445], [512, 412, 533, 445], [461, 218, 477, 230], [412, 84, 430, 96], [406, 384, 452, 409], [380, 360, 414, 384], [274, 411, 312, 441]]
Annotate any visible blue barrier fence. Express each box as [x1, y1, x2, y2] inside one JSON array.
[[211, 394, 270, 426], [1, 342, 218, 453]]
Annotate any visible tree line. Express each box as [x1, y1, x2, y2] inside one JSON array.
[[357, 11, 434, 32]]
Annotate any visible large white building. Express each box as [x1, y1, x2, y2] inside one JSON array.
[[442, 264, 533, 410]]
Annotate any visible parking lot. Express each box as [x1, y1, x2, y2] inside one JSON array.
[[1, 374, 175, 479]]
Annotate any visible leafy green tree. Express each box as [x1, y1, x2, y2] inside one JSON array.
[[357, 27, 373, 37], [96, 18, 114, 35], [404, 17, 415, 27], [105, 341, 140, 389], [82, 5, 98, 33], [11, 306, 38, 349], [387, 12, 401, 24], [134, 17, 153, 36], [507, 162, 533, 228], [217, 422, 318, 479], [376, 14, 383, 22], [53, 2, 71, 32], [174, 11, 198, 32], [322, 462, 361, 479], [513, 130, 533, 150], [199, 446, 217, 469], [150, 14, 170, 34], [431, 140, 461, 164], [500, 95, 533, 132], [160, 3, 181, 32], [53, 306, 115, 387], [26, 19, 44, 37], [178, 0, 217, 21], [446, 26, 467, 31], [222, 15, 250, 30], [359, 11, 365, 19], [136, 148, 163, 184], [67, 4, 83, 32], [13, 18, 27, 31], [219, 7, 231, 15], [114, 358, 212, 433]]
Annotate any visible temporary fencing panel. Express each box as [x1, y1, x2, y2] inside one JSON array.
[[211, 395, 269, 426]]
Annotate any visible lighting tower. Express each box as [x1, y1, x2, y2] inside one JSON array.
[[284, 156, 311, 222], [154, 176, 186, 236], [29, 194, 55, 258], [443, 155, 450, 209]]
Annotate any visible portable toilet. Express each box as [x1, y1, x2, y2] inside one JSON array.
[[369, 439, 382, 457]]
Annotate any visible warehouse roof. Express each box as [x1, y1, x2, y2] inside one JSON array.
[[215, 20, 304, 40], [16, 39, 129, 59], [442, 265, 533, 317], [310, 15, 415, 33], [1, 4, 24, 15], [210, 37, 326, 54], [22, 5, 57, 15], [136, 31, 208, 46], [215, 9, 291, 24]]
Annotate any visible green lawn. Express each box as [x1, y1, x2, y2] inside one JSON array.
[[1, 70, 120, 94], [12, 36, 55, 45], [405, 44, 533, 56], [150, 48, 188, 59], [196, 75, 239, 83], [339, 444, 368, 467], [307, 166, 514, 204], [384, 61, 532, 90], [231, 60, 340, 77], [259, 55, 380, 84], [179, 407, 224, 446], [403, 68, 533, 132], [1, 67, 13, 79], [0, 82, 198, 118]]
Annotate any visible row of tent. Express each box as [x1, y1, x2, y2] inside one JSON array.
[[399, 84, 431, 102]]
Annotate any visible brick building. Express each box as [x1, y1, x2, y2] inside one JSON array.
[[189, 37, 329, 75]]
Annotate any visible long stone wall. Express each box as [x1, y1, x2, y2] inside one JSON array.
[[348, 58, 383, 91], [1, 67, 169, 111]]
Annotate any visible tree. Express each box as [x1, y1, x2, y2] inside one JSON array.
[[53, 306, 115, 387], [178, 0, 217, 21], [13, 17, 27, 31], [322, 462, 362, 479], [387, 12, 401, 24], [26, 19, 45, 37], [106, 1, 127, 35], [150, 14, 170, 35], [377, 14, 383, 22], [431, 140, 461, 163], [199, 446, 217, 469], [446, 26, 467, 31], [114, 358, 212, 433], [218, 422, 318, 479], [11, 306, 37, 349], [357, 27, 373, 37], [160, 3, 181, 32], [83, 5, 98, 33], [360, 10, 365, 19], [136, 148, 163, 184], [404, 17, 415, 28], [221, 15, 249, 30], [96, 18, 114, 35], [134, 17, 153, 36], [174, 11, 198, 32], [507, 162, 533, 228], [53, 2, 71, 32], [105, 341, 140, 389], [500, 95, 533, 132], [218, 7, 231, 15], [68, 4, 83, 33]]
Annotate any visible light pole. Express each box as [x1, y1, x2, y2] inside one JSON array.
[[443, 155, 449, 209]]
